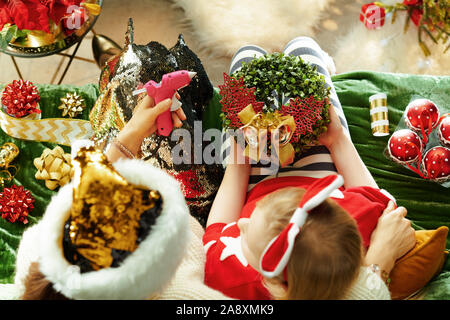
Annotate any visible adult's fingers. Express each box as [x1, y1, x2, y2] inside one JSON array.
[[141, 94, 155, 109], [172, 112, 183, 128], [175, 107, 186, 121], [153, 98, 172, 116]]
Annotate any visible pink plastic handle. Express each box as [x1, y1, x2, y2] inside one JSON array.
[[156, 109, 173, 136]]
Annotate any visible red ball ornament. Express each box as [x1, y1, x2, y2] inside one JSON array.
[[387, 129, 423, 164], [438, 115, 450, 148], [0, 185, 35, 224], [1, 80, 41, 118], [405, 99, 440, 144], [421, 146, 450, 181]]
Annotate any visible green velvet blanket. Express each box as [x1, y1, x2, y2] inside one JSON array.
[[0, 71, 449, 300]]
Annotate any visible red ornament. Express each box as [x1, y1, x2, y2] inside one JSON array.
[[280, 96, 326, 143], [387, 129, 423, 164], [438, 115, 450, 148], [1, 80, 41, 118], [405, 99, 440, 145], [0, 185, 35, 224], [421, 146, 450, 182], [218, 73, 264, 129], [360, 3, 385, 30]]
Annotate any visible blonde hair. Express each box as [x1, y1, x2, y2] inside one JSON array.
[[256, 187, 363, 300]]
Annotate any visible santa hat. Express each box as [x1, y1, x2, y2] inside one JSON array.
[[37, 146, 190, 300], [259, 174, 344, 278]]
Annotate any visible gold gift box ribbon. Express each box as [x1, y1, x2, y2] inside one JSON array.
[[238, 104, 296, 167]]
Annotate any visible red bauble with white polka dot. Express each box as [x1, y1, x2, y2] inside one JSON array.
[[438, 115, 450, 148], [405, 99, 440, 144], [421, 146, 450, 182], [387, 129, 423, 164]]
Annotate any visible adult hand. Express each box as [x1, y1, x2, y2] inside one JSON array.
[[365, 201, 416, 273], [126, 93, 186, 140], [106, 93, 186, 162]]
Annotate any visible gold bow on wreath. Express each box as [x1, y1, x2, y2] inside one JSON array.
[[238, 104, 296, 167]]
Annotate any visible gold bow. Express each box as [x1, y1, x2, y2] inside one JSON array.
[[34, 146, 73, 190], [238, 104, 296, 167], [58, 92, 86, 118]]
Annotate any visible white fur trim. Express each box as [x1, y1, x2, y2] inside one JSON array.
[[38, 159, 190, 300]]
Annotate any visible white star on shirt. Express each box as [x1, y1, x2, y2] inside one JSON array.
[[219, 236, 248, 267]]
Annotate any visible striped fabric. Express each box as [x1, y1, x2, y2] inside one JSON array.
[[223, 37, 351, 191]]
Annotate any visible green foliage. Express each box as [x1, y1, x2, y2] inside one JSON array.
[[233, 52, 330, 109], [0, 24, 30, 50]]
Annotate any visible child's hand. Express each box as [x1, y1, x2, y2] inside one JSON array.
[[318, 105, 345, 149], [125, 93, 186, 140]]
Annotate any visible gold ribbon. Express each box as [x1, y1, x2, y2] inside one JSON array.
[[0, 142, 19, 187], [34, 146, 73, 190], [238, 104, 296, 167], [0, 109, 93, 146]]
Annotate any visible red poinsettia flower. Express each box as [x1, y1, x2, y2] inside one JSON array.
[[7, 0, 50, 32], [0, 1, 12, 29], [45, 0, 83, 24]]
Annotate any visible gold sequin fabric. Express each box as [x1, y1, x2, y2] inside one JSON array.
[[89, 20, 224, 227], [62, 147, 162, 272]]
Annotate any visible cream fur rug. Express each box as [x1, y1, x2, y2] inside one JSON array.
[[333, 12, 449, 76], [171, 0, 331, 57]]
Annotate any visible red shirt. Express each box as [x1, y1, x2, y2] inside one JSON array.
[[203, 176, 394, 300]]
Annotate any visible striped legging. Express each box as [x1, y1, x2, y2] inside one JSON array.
[[224, 37, 351, 191]]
